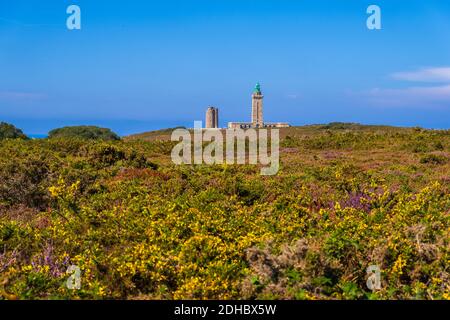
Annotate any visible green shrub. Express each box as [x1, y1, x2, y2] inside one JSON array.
[[420, 154, 448, 165], [0, 122, 28, 140], [48, 126, 120, 141]]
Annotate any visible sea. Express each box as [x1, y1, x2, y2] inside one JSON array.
[[28, 134, 48, 139], [15, 119, 193, 138]]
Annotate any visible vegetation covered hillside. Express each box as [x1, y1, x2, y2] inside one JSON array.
[[0, 124, 449, 300], [0, 122, 28, 140], [48, 126, 120, 141]]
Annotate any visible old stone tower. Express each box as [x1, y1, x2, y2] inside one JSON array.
[[205, 106, 219, 128], [251, 83, 264, 127], [226, 82, 290, 129]]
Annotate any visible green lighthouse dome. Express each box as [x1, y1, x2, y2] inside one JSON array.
[[254, 82, 261, 94]]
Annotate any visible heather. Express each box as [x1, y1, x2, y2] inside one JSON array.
[[0, 124, 449, 299]]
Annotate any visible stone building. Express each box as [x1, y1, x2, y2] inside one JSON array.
[[228, 83, 290, 129], [205, 106, 219, 128]]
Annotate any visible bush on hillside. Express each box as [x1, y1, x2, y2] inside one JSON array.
[[0, 122, 28, 140], [48, 126, 120, 141]]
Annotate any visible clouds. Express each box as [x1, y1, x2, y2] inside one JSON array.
[[365, 85, 450, 107], [0, 91, 47, 102], [391, 67, 450, 83], [359, 67, 450, 108]]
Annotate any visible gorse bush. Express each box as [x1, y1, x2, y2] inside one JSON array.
[[0, 125, 449, 300]]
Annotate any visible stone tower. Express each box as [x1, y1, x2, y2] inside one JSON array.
[[205, 106, 219, 128], [251, 83, 264, 127], [214, 107, 219, 128]]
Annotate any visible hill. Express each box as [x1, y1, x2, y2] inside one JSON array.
[[0, 122, 28, 140], [0, 123, 448, 300], [125, 123, 413, 142], [125, 126, 186, 141], [48, 125, 120, 140]]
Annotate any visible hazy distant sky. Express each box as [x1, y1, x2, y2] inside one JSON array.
[[1, 0, 450, 135]]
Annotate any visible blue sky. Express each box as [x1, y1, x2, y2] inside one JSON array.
[[1, 0, 450, 135]]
